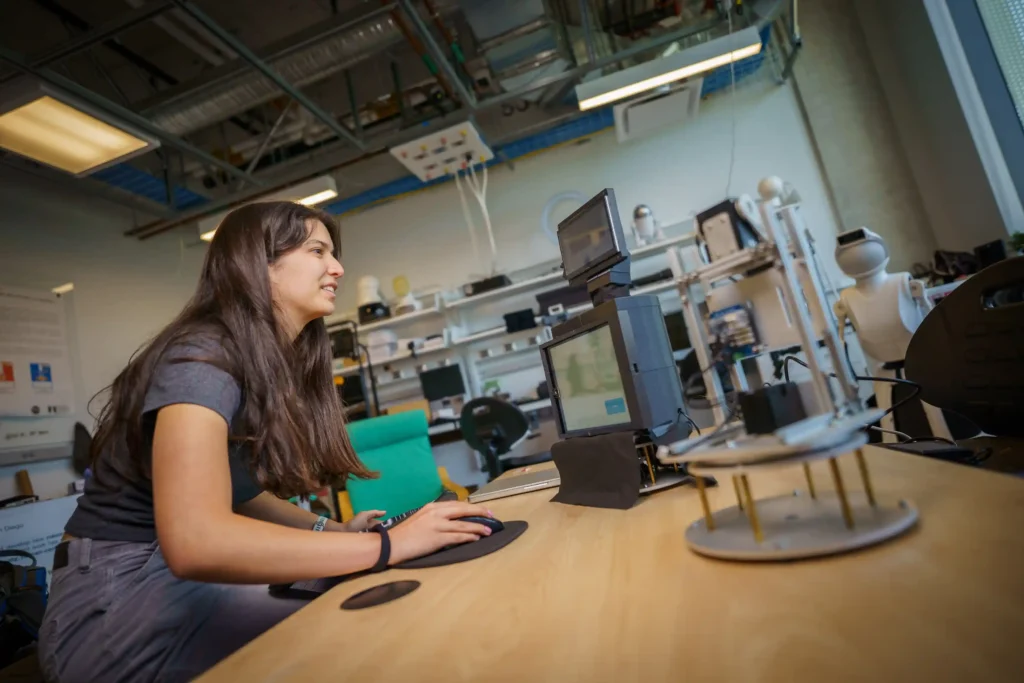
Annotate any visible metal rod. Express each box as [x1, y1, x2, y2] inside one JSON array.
[[171, 0, 365, 150], [579, 0, 598, 64], [0, 46, 263, 187], [18, 1, 174, 72], [803, 463, 816, 499], [760, 202, 834, 415], [695, 474, 715, 531], [732, 475, 744, 511], [854, 448, 876, 507], [828, 458, 855, 529], [396, 0, 477, 108], [644, 447, 657, 485], [344, 70, 363, 138], [477, 17, 551, 52], [740, 475, 763, 543], [237, 101, 293, 190]]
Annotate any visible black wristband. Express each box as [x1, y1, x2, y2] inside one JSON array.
[[370, 526, 390, 572]]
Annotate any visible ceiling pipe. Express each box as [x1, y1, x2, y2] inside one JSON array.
[[130, 0, 788, 238], [138, 1, 461, 136], [396, 0, 477, 108], [170, 0, 365, 155]]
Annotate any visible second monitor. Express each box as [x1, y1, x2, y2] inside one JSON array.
[[419, 364, 466, 403]]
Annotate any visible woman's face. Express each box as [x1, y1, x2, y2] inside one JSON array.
[[269, 219, 344, 336]]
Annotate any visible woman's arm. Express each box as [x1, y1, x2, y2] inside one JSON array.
[[152, 404, 493, 584], [236, 492, 384, 533]]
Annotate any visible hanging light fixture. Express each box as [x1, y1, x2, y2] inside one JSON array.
[[575, 26, 762, 111], [0, 78, 158, 176]]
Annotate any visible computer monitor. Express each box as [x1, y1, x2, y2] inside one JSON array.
[[419, 364, 466, 402], [557, 189, 630, 286], [540, 295, 689, 444], [546, 324, 632, 432]]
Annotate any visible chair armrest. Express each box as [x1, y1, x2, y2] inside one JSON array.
[[437, 467, 468, 502]]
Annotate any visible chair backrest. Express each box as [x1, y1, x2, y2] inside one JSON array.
[[459, 398, 529, 456], [345, 410, 443, 517]]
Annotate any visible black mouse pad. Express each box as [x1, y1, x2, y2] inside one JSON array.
[[340, 580, 420, 610], [394, 520, 528, 569]]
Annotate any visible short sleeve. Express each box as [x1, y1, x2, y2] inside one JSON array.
[[142, 345, 241, 425]]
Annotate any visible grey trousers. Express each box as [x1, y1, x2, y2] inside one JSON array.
[[38, 538, 304, 683]]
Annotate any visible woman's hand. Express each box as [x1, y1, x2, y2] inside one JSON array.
[[343, 510, 386, 533], [388, 502, 495, 565]]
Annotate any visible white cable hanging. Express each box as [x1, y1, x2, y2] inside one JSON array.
[[452, 170, 481, 272], [465, 160, 498, 274]]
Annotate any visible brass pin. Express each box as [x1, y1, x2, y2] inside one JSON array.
[[732, 476, 745, 511], [855, 448, 876, 507], [644, 448, 657, 485], [740, 475, 763, 543], [828, 458, 855, 529], [803, 463, 817, 499], [695, 474, 715, 531]]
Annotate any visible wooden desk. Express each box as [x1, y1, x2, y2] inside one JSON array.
[[199, 447, 1024, 682]]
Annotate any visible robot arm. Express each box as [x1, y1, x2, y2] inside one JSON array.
[[908, 278, 933, 316]]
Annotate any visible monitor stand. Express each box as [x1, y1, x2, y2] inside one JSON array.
[[586, 258, 632, 307]]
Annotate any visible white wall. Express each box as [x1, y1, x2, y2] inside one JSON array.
[[0, 169, 205, 499], [853, 0, 1009, 252], [335, 79, 845, 312], [792, 0, 938, 272]]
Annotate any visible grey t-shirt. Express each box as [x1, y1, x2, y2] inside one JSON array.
[[65, 343, 263, 543]]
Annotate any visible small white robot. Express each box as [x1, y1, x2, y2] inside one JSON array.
[[833, 228, 951, 440]]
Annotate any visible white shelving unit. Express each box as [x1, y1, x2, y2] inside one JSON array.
[[331, 232, 695, 408], [355, 305, 443, 334]]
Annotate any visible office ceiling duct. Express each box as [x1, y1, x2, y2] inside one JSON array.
[[142, 1, 460, 136]]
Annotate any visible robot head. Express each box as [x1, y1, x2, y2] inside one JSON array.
[[835, 227, 889, 280]]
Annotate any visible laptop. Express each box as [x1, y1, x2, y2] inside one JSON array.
[[469, 465, 560, 503]]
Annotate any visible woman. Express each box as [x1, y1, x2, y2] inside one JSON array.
[[39, 202, 494, 683]]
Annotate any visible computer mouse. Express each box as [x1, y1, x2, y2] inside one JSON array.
[[457, 515, 505, 534]]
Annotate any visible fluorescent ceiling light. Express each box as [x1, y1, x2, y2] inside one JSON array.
[[51, 282, 74, 295], [0, 78, 158, 175], [296, 188, 338, 206], [575, 26, 763, 111], [198, 175, 338, 242]]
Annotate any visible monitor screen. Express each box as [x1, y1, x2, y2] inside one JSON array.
[[559, 197, 618, 280], [419, 364, 466, 402], [548, 324, 632, 432]]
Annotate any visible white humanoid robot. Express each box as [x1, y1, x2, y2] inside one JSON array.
[[832, 228, 952, 441]]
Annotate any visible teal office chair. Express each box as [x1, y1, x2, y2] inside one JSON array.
[[337, 410, 467, 522]]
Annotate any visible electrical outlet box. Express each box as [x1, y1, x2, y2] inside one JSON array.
[[389, 121, 494, 182]]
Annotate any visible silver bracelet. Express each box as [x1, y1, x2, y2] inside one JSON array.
[[312, 516, 329, 532]]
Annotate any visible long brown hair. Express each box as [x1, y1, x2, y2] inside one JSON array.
[[90, 201, 374, 497]]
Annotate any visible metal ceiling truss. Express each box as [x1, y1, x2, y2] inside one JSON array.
[[1, 0, 793, 236]]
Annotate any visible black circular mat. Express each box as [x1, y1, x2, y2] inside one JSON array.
[[394, 520, 528, 569]]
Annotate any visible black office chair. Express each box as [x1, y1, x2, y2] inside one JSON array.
[[460, 398, 551, 481]]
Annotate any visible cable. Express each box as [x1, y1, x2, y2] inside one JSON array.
[[466, 161, 498, 274], [869, 426, 911, 442], [782, 355, 921, 421], [724, 5, 738, 197], [452, 171, 481, 270]]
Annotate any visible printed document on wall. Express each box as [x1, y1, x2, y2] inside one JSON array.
[[0, 286, 76, 419]]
